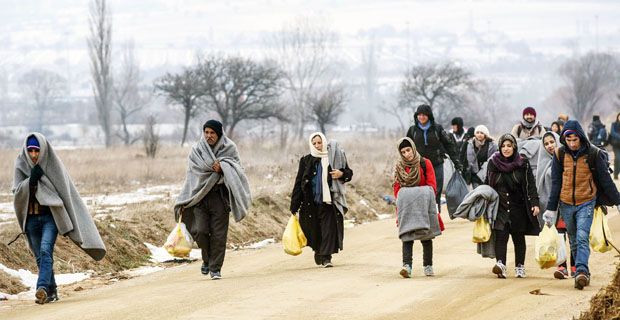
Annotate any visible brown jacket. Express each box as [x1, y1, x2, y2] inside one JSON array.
[[558, 150, 597, 206]]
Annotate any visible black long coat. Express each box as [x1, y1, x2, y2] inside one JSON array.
[[290, 154, 353, 251], [486, 158, 540, 236]]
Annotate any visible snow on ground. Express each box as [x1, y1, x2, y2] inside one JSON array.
[[0, 263, 91, 301], [123, 266, 165, 278], [144, 242, 201, 263], [242, 238, 275, 249]]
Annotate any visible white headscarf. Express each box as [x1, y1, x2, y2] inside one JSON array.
[[309, 132, 332, 204]]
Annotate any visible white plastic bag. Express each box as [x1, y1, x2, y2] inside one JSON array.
[[163, 215, 194, 258], [555, 232, 567, 267]]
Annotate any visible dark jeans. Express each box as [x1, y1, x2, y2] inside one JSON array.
[[402, 240, 433, 266], [494, 228, 526, 267], [433, 163, 444, 213], [614, 148, 619, 179], [25, 213, 58, 293], [191, 185, 230, 272]]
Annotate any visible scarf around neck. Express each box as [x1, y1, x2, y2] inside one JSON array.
[[417, 122, 432, 145], [395, 137, 422, 187], [309, 132, 331, 204]]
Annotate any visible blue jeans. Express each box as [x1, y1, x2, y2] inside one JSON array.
[[559, 200, 595, 275], [25, 213, 58, 293]]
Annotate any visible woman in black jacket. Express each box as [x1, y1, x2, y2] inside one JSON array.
[[290, 132, 353, 267], [485, 134, 540, 279]]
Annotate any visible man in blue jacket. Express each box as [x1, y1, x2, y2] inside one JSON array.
[[543, 120, 620, 290]]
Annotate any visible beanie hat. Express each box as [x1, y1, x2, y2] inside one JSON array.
[[398, 139, 413, 150], [522, 107, 537, 117], [593, 115, 600, 122], [474, 125, 490, 138], [203, 119, 223, 138], [26, 135, 40, 150]]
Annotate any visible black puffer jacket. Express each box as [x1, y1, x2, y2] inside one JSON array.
[[406, 105, 462, 170]]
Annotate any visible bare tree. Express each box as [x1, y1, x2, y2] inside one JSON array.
[[18, 69, 68, 132], [197, 55, 286, 138], [113, 41, 150, 145], [399, 62, 476, 125], [308, 85, 347, 133], [558, 52, 620, 123], [268, 15, 337, 139], [154, 68, 204, 145], [143, 115, 159, 158], [360, 37, 382, 102], [472, 80, 510, 133], [378, 102, 407, 133], [88, 0, 113, 147]]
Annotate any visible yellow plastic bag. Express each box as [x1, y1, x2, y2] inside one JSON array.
[[535, 225, 559, 269], [590, 207, 613, 253], [283, 215, 307, 256], [163, 215, 194, 258], [472, 217, 491, 243]]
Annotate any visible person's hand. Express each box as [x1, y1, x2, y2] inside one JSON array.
[[29, 165, 44, 187], [542, 210, 557, 227], [330, 169, 343, 179], [212, 160, 222, 173], [531, 206, 540, 217]]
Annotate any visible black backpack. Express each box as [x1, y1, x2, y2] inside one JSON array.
[[557, 145, 614, 206]]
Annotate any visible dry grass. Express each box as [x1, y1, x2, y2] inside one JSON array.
[[578, 264, 620, 320], [0, 134, 399, 294]]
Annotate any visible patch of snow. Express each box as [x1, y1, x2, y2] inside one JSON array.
[[359, 199, 369, 207], [0, 263, 90, 290], [376, 213, 392, 220], [344, 219, 356, 229], [243, 238, 275, 249], [123, 266, 164, 277], [144, 242, 200, 263]]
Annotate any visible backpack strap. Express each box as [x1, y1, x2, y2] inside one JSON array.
[[557, 146, 566, 173], [517, 125, 522, 137], [420, 157, 427, 181]]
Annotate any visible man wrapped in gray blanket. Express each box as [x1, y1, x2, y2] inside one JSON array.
[[174, 120, 252, 280]]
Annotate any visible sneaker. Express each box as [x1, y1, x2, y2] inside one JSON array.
[[400, 264, 412, 278], [515, 265, 526, 278], [492, 261, 507, 279], [322, 260, 333, 268], [35, 287, 47, 305], [424, 265, 434, 277], [201, 262, 209, 275], [210, 271, 222, 280], [575, 273, 589, 290], [313, 254, 323, 266], [45, 291, 59, 303], [554, 266, 568, 280]]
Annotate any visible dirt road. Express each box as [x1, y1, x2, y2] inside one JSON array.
[[2, 213, 618, 320]]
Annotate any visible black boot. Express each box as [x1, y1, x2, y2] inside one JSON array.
[[201, 262, 209, 275]]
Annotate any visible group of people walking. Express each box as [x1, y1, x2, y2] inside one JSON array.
[[10, 106, 620, 305]]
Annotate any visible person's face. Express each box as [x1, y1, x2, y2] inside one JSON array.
[[452, 125, 459, 133], [524, 113, 536, 122], [204, 127, 219, 146], [400, 146, 414, 162], [501, 141, 514, 158], [28, 148, 40, 164], [475, 131, 486, 142], [543, 136, 556, 155], [312, 135, 323, 151], [551, 123, 559, 133], [617, 114, 620, 122], [565, 134, 581, 151], [417, 113, 429, 125]]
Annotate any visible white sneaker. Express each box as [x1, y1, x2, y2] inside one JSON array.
[[400, 264, 412, 278], [424, 265, 434, 277], [515, 265, 526, 278], [492, 261, 507, 279]]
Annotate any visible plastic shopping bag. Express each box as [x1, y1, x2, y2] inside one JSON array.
[[590, 207, 613, 253], [554, 232, 567, 267], [163, 215, 194, 258], [446, 172, 469, 215], [472, 217, 491, 243], [535, 225, 559, 269], [283, 215, 307, 256]]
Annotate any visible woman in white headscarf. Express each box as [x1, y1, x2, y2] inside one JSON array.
[[466, 125, 497, 188], [290, 132, 353, 267], [536, 131, 574, 279]]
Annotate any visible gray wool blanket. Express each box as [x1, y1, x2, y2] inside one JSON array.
[[536, 132, 560, 226], [397, 186, 440, 241], [13, 133, 106, 261], [174, 134, 251, 222], [328, 140, 349, 216], [518, 138, 541, 178], [452, 185, 499, 259]]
